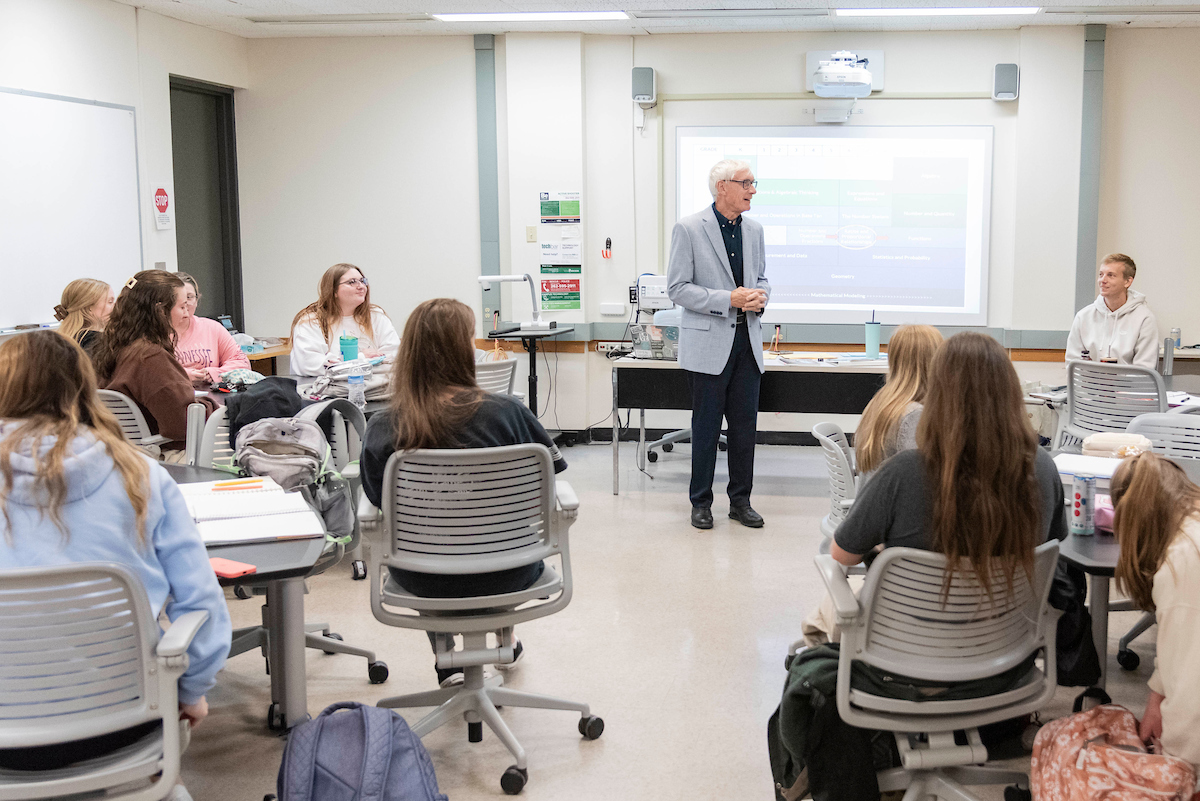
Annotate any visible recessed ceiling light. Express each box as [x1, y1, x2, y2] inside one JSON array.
[[836, 6, 1039, 15], [432, 11, 631, 22]]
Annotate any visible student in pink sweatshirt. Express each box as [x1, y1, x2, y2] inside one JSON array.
[[172, 273, 250, 385]]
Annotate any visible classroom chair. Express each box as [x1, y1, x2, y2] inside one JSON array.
[[358, 443, 603, 796], [474, 358, 519, 396], [812, 421, 858, 550], [195, 403, 389, 685], [1053, 361, 1167, 452], [99, 389, 188, 459], [0, 562, 205, 801], [814, 540, 1061, 801]]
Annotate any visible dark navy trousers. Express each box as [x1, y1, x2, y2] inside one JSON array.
[[686, 322, 761, 509]]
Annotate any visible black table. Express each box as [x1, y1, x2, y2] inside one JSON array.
[[163, 463, 325, 730], [487, 326, 575, 416], [610, 356, 887, 493]]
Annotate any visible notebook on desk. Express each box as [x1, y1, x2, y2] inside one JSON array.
[[180, 478, 325, 545], [1053, 453, 1119, 492]]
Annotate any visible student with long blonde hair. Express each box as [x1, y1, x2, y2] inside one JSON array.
[[0, 331, 230, 776], [53, 278, 114, 353], [854, 324, 942, 480], [833, 332, 1065, 583], [289, 263, 399, 375], [1111, 452, 1200, 776]]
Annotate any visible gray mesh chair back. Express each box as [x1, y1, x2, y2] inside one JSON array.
[[196, 405, 236, 471], [1127, 413, 1200, 460], [98, 390, 169, 452], [1056, 360, 1167, 451], [383, 443, 560, 580], [474, 359, 518, 396], [831, 540, 1059, 734], [812, 422, 857, 533], [0, 563, 197, 800]]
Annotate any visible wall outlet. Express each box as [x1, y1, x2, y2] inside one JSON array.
[[154, 261, 166, 269], [597, 342, 626, 353], [628, 286, 638, 304], [526, 226, 538, 243]]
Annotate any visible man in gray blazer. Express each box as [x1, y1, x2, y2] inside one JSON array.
[[667, 159, 770, 529]]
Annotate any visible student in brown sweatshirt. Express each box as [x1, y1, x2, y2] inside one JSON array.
[[92, 271, 216, 454]]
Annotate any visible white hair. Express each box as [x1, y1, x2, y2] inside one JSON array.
[[708, 159, 752, 198]]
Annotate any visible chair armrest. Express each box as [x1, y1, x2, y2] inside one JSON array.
[[157, 610, 209, 660], [357, 493, 381, 530], [555, 480, 579, 514], [837, 498, 855, 510], [813, 554, 860, 625], [342, 461, 360, 480], [141, 434, 171, 447]]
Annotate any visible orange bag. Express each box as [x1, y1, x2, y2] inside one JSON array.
[[1031, 704, 1196, 800]]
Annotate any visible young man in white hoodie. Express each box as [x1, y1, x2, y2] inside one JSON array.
[[1066, 253, 1160, 369]]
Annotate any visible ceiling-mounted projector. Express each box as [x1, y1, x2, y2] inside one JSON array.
[[813, 51, 873, 98]]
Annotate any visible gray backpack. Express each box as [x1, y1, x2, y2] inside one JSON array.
[[234, 406, 353, 540], [274, 702, 447, 801]]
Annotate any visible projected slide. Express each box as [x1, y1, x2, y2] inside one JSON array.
[[676, 127, 993, 326]]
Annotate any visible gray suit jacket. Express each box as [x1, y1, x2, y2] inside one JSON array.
[[666, 206, 770, 375]]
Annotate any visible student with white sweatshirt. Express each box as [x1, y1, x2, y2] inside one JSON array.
[[1066, 253, 1160, 369], [289, 263, 400, 376]]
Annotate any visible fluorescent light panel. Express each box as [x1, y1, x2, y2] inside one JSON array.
[[836, 6, 1039, 15], [632, 8, 829, 18], [249, 14, 431, 24], [432, 11, 630, 21]]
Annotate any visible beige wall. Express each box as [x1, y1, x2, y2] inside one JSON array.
[[0, 0, 247, 274], [1097, 28, 1200, 344]]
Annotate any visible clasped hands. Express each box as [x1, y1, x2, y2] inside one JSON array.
[[731, 287, 768, 314]]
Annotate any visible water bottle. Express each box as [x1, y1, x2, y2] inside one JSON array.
[[348, 363, 366, 411]]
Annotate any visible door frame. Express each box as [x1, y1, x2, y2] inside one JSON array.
[[169, 76, 244, 331]]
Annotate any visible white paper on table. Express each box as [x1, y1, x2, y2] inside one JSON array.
[[198, 511, 324, 545], [1167, 391, 1200, 407]]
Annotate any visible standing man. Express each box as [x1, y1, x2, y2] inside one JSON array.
[[667, 159, 770, 530], [1066, 253, 1159, 369]]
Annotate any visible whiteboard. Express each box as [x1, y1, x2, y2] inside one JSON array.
[[0, 88, 142, 330]]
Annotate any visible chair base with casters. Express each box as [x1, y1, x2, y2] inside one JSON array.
[[644, 429, 726, 463], [227, 580, 389, 724], [1116, 610, 1155, 671]]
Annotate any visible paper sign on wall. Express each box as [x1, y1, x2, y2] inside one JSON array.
[[152, 184, 173, 230], [539, 190, 581, 224], [541, 278, 581, 311]]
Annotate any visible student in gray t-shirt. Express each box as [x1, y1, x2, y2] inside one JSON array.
[[832, 332, 1067, 577]]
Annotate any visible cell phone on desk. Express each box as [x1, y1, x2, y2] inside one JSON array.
[[209, 557, 257, 578]]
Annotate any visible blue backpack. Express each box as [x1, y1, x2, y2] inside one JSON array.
[[275, 702, 447, 801]]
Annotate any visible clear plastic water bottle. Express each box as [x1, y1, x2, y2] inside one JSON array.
[[347, 363, 366, 411]]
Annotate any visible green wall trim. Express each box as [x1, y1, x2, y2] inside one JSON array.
[[475, 34, 502, 324]]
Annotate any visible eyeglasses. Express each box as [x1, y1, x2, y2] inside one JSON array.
[[340, 278, 369, 288], [722, 179, 758, 190]]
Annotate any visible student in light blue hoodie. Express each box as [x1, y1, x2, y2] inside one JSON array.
[[0, 330, 231, 775]]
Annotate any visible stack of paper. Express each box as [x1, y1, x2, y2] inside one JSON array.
[[179, 478, 324, 545]]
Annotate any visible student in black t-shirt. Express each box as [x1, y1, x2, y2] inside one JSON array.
[[360, 297, 567, 685]]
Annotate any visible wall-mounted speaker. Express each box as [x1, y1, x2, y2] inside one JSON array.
[[632, 67, 656, 105], [993, 63, 1019, 101]]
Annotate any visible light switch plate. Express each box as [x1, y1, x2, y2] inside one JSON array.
[[526, 226, 538, 243]]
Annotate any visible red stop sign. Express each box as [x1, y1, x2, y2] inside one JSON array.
[[154, 188, 169, 213]]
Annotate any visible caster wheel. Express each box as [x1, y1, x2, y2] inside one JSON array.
[[468, 721, 483, 743], [647, 451, 658, 463], [578, 715, 604, 740], [234, 585, 251, 600], [1117, 648, 1140, 670], [368, 661, 389, 684], [718, 442, 728, 451], [322, 632, 343, 655], [351, 560, 367, 581], [1004, 786, 1032, 801], [500, 766, 527, 795], [267, 702, 285, 731], [662, 442, 674, 453]]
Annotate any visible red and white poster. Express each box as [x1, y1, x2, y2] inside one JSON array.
[[153, 183, 173, 230], [540, 278, 580, 311]]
